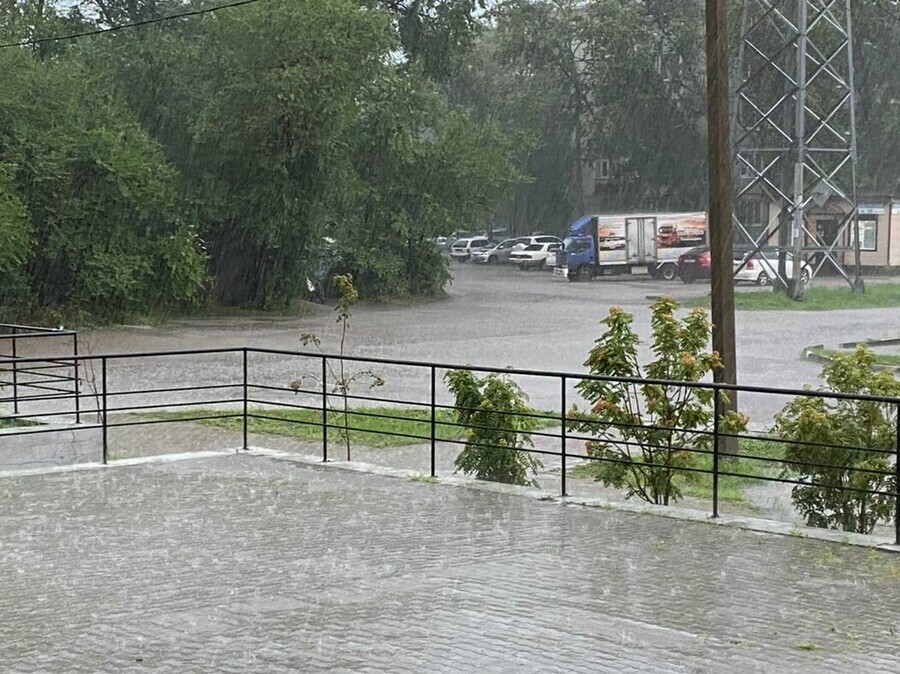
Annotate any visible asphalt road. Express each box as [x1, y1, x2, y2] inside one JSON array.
[[16, 262, 898, 428]]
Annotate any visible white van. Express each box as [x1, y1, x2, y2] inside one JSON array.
[[449, 236, 491, 262]]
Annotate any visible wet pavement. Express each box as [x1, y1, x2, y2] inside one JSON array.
[[1, 452, 899, 673], [42, 263, 896, 430]]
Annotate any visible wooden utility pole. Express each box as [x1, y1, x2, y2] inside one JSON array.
[[705, 0, 738, 453]]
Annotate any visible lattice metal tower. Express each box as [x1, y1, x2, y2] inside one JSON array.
[[732, 0, 863, 294]]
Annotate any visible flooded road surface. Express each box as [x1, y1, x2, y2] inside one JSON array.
[[32, 264, 899, 427]]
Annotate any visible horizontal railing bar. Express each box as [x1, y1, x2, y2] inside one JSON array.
[[0, 360, 79, 372], [0, 422, 102, 438], [0, 381, 73, 396], [105, 383, 243, 398], [105, 413, 244, 430], [0, 390, 76, 404], [245, 398, 324, 414], [0, 346, 895, 404], [106, 398, 245, 415], [0, 328, 78, 337], [0, 409, 90, 422]]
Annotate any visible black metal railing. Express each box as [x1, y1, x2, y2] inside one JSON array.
[[0, 324, 80, 423], [0, 346, 897, 544]]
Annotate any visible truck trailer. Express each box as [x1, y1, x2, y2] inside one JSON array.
[[554, 212, 708, 282]]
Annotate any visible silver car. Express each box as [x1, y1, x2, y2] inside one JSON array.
[[471, 239, 518, 264]]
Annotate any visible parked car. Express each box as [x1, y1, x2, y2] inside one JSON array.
[[733, 251, 811, 286], [471, 238, 518, 264], [450, 236, 491, 262], [510, 242, 562, 270], [676, 245, 711, 283], [678, 246, 813, 286], [511, 235, 563, 251]]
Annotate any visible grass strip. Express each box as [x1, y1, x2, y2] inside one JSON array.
[[807, 345, 900, 367], [0, 417, 42, 429], [146, 406, 558, 448], [685, 282, 900, 311]]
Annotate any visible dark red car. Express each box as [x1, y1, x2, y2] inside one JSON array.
[[677, 246, 711, 283]]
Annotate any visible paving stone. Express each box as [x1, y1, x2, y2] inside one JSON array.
[[1, 453, 898, 673]]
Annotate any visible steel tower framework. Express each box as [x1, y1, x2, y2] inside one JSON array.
[[732, 0, 863, 292]]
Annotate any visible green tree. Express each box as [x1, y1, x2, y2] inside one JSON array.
[[486, 0, 707, 216], [0, 165, 30, 274], [333, 73, 519, 298], [569, 299, 747, 505], [372, 0, 488, 80], [0, 46, 206, 320], [445, 369, 541, 486], [774, 346, 900, 535]]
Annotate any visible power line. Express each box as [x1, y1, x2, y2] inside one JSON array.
[[0, 0, 264, 50], [872, 0, 900, 23]]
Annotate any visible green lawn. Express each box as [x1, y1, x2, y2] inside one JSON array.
[[569, 439, 786, 506], [147, 405, 560, 448], [685, 282, 900, 311]]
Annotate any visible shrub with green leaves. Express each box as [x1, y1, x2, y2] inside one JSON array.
[[774, 346, 899, 534], [568, 298, 747, 505], [445, 370, 541, 487]]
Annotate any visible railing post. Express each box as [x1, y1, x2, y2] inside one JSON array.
[[101, 356, 108, 465], [895, 402, 899, 546], [321, 355, 328, 462], [712, 387, 721, 519], [242, 348, 249, 451], [73, 333, 81, 424], [430, 365, 436, 478], [561, 375, 567, 497], [11, 335, 18, 415]]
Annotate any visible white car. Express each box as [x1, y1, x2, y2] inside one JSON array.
[[450, 236, 491, 262], [510, 242, 562, 270], [733, 251, 811, 286], [471, 239, 518, 264], [511, 235, 563, 251]]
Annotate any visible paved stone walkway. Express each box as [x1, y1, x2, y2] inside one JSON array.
[[1, 452, 899, 673]]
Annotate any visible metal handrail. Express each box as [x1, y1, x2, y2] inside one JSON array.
[[0, 345, 896, 544]]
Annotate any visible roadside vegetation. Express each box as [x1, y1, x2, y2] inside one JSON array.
[[687, 283, 900, 311]]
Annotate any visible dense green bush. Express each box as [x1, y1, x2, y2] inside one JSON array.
[[775, 347, 899, 534], [445, 369, 541, 486]]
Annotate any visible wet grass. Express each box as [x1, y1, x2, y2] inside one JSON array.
[[146, 406, 558, 448], [569, 439, 786, 505], [685, 282, 900, 311], [807, 345, 900, 367], [0, 417, 42, 429]]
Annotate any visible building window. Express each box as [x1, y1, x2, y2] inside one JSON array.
[[594, 159, 610, 181], [858, 218, 877, 251]]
